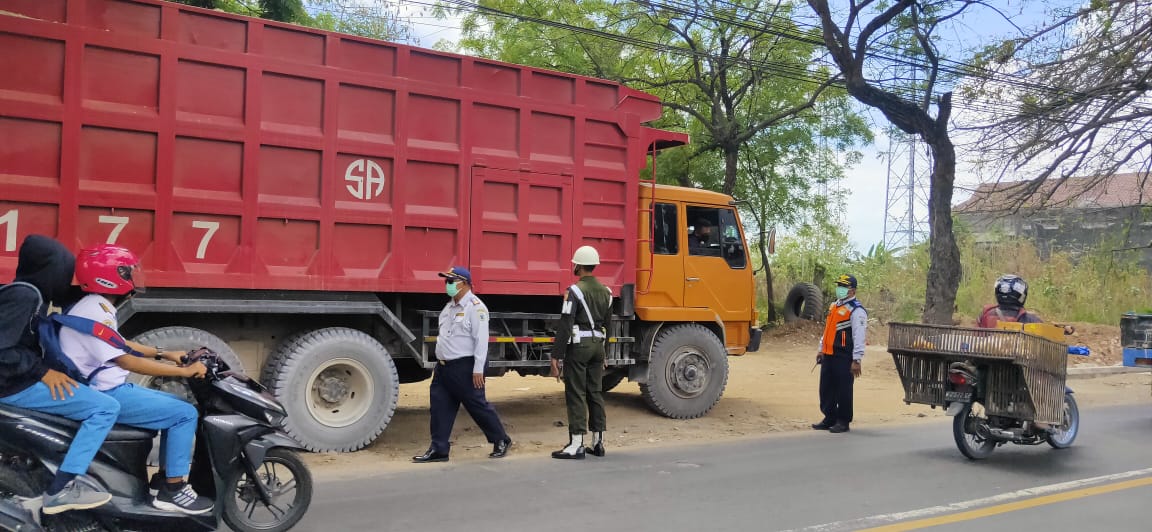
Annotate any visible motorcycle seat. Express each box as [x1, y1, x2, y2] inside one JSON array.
[[0, 405, 158, 441]]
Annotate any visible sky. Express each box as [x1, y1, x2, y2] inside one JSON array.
[[391, 0, 1082, 253]]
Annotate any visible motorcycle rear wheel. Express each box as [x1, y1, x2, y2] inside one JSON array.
[[953, 405, 997, 460], [1046, 393, 1080, 449], [222, 448, 312, 532]]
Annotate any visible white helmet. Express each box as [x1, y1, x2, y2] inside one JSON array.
[[571, 245, 600, 266]]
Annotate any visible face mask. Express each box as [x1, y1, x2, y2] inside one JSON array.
[[446, 281, 460, 298], [835, 286, 850, 299]]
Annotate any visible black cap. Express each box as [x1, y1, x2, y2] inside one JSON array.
[[835, 274, 857, 289]]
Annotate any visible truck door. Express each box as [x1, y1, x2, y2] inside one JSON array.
[[469, 167, 573, 293], [683, 205, 752, 322]]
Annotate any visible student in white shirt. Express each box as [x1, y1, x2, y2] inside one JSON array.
[[60, 244, 212, 515]]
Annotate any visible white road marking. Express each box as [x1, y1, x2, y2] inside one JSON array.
[[782, 467, 1152, 532]]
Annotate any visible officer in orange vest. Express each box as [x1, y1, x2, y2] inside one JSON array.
[[812, 274, 866, 434]]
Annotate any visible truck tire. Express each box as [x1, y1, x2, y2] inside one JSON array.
[[264, 327, 399, 452], [130, 326, 244, 402], [260, 331, 308, 388], [783, 282, 823, 322], [640, 324, 728, 419]]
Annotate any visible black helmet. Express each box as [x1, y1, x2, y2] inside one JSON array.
[[994, 274, 1027, 307]]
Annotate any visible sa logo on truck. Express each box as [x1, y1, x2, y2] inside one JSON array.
[[345, 159, 386, 200]]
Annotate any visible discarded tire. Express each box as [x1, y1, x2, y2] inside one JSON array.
[[783, 282, 823, 322]]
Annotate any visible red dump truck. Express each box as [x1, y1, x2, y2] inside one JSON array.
[[0, 0, 760, 452]]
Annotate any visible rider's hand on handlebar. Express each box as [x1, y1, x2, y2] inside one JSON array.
[[182, 361, 208, 379]]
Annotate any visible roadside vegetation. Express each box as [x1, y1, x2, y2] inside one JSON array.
[[761, 222, 1151, 326]]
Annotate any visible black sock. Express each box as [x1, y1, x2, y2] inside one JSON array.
[[47, 471, 77, 495], [164, 480, 187, 493]]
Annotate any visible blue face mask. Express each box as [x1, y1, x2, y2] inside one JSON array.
[[446, 281, 460, 298], [835, 286, 850, 300]]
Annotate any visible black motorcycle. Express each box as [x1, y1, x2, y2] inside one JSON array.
[[945, 359, 1080, 460], [0, 349, 312, 532]]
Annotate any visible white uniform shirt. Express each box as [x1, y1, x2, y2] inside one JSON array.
[[58, 294, 131, 391], [435, 293, 490, 374]]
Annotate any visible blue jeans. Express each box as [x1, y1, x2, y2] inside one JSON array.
[[0, 382, 120, 475], [104, 384, 198, 478]]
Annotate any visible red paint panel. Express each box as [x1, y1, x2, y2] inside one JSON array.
[[409, 51, 459, 87], [79, 127, 157, 191], [0, 118, 61, 186], [177, 11, 248, 52], [471, 104, 518, 157], [261, 73, 323, 135], [0, 202, 59, 256], [472, 62, 519, 96], [176, 60, 245, 125], [84, 0, 160, 39], [337, 84, 394, 144], [0, 0, 679, 295], [173, 137, 243, 201], [258, 146, 320, 207], [264, 25, 324, 65], [0, 34, 64, 105], [2, 0, 66, 21], [82, 46, 159, 113], [255, 218, 318, 275], [76, 207, 154, 253], [334, 154, 392, 213], [332, 223, 391, 277], [334, 38, 395, 76], [170, 212, 240, 271]]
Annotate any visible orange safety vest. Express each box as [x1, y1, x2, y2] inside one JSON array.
[[821, 299, 862, 356]]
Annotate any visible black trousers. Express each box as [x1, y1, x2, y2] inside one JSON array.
[[818, 354, 854, 425], [429, 357, 508, 454]]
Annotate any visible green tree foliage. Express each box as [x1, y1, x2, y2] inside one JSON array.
[[167, 1, 412, 41]]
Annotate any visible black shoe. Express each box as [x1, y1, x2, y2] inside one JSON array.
[[585, 442, 605, 457], [811, 421, 833, 430], [489, 438, 511, 459], [829, 423, 850, 433], [412, 449, 450, 463], [551, 448, 586, 460]]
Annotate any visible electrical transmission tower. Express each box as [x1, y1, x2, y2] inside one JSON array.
[[882, 126, 930, 251]]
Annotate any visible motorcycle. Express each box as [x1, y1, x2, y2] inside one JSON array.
[[944, 347, 1085, 460], [0, 349, 312, 532]]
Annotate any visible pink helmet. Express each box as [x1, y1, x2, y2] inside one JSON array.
[[75, 244, 144, 295]]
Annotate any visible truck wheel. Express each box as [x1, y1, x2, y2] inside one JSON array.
[[264, 327, 398, 452], [640, 324, 728, 419], [602, 370, 627, 392], [260, 331, 307, 388], [130, 326, 244, 402], [783, 282, 823, 322]]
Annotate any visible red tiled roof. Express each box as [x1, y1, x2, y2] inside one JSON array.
[[955, 172, 1152, 212]]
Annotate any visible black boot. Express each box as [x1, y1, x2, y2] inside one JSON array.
[[585, 431, 605, 457], [551, 434, 586, 460]]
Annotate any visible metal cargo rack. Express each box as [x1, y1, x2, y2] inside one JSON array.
[[887, 323, 1068, 424]]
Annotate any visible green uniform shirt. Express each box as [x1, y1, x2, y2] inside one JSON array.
[[553, 276, 612, 360]]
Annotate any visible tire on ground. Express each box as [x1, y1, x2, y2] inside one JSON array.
[[640, 324, 728, 419], [782, 282, 823, 322], [264, 327, 399, 453], [130, 326, 243, 401]]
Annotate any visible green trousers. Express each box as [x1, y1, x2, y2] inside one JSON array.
[[563, 339, 606, 434]]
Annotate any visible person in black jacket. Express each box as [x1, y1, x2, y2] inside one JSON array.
[[0, 235, 120, 514]]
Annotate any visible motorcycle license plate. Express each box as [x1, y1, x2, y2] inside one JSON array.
[[945, 390, 972, 402]]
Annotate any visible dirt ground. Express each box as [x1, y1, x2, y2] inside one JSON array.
[[307, 322, 1152, 477]]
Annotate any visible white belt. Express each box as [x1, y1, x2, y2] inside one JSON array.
[[577, 331, 606, 338]]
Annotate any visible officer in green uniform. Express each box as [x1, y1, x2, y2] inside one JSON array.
[[550, 246, 613, 459]]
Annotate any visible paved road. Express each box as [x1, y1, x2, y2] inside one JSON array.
[[293, 404, 1152, 532]]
